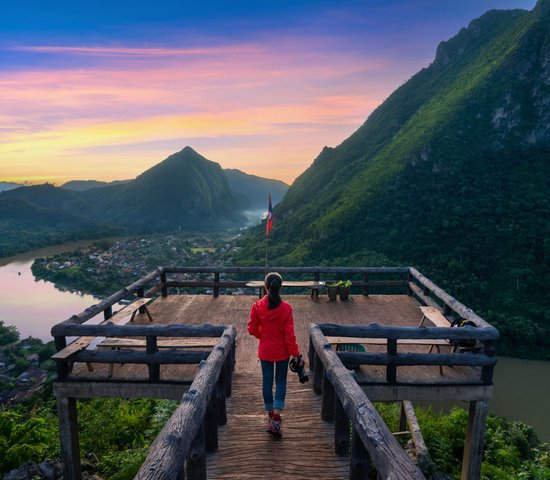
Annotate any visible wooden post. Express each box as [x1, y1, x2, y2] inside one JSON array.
[[399, 401, 407, 432], [213, 272, 220, 297], [104, 306, 113, 321], [205, 395, 218, 453], [321, 373, 335, 422], [216, 363, 227, 426], [481, 341, 496, 385], [161, 272, 168, 297], [308, 336, 315, 374], [363, 272, 369, 296], [313, 352, 324, 395], [137, 287, 146, 314], [57, 396, 82, 480], [146, 335, 160, 382], [224, 354, 233, 397], [54, 336, 69, 379], [461, 400, 489, 480], [187, 421, 206, 480], [350, 427, 370, 480], [386, 339, 397, 384], [334, 396, 350, 456]]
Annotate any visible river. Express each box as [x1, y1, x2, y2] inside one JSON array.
[[0, 242, 548, 441]]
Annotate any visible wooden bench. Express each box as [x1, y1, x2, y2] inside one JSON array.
[[112, 297, 154, 323], [51, 297, 155, 371], [418, 306, 450, 328], [246, 280, 325, 299]]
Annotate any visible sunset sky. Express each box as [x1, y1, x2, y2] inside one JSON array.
[[0, 0, 536, 185]]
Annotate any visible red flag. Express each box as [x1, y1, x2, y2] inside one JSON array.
[[266, 194, 273, 237]]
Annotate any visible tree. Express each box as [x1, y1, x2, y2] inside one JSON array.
[[0, 320, 19, 345]]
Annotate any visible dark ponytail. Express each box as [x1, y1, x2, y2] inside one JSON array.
[[265, 272, 282, 310]]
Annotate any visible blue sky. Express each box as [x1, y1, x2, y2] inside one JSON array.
[[0, 0, 538, 183]]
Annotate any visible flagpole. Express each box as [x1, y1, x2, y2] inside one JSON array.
[[265, 193, 272, 277], [265, 234, 268, 277]]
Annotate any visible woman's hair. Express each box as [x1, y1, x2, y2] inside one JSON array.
[[265, 272, 283, 310]]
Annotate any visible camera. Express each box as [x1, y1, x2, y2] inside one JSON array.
[[289, 355, 309, 383]]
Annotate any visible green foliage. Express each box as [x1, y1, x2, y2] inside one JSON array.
[[78, 398, 154, 455], [0, 408, 58, 474], [375, 404, 550, 479], [97, 448, 149, 480], [0, 320, 20, 345]]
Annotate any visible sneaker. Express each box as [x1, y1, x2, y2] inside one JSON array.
[[268, 414, 282, 436], [266, 411, 274, 433]]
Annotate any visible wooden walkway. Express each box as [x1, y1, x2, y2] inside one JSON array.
[[206, 371, 348, 479]]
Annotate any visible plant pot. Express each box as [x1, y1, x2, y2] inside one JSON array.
[[327, 285, 338, 301], [339, 286, 350, 301]]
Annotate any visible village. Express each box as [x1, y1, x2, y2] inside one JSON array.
[[0, 327, 55, 405], [30, 232, 245, 298]]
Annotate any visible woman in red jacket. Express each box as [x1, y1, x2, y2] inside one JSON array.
[[248, 272, 303, 436]]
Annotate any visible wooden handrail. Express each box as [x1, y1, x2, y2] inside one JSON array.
[[408, 268, 493, 329], [318, 323, 499, 341], [162, 266, 410, 274], [309, 323, 426, 479], [52, 323, 226, 338], [135, 325, 236, 480]]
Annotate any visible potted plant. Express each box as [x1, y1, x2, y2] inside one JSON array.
[[337, 280, 352, 300], [326, 282, 339, 301]]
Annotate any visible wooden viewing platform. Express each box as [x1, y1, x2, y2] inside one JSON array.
[[50, 266, 498, 480]]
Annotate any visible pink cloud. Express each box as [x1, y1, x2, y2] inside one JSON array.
[[1, 36, 418, 183]]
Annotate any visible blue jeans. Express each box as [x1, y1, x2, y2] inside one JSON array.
[[260, 359, 289, 411]]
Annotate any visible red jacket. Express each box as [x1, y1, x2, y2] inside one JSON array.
[[248, 296, 300, 362]]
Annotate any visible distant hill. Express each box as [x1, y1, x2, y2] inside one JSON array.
[[0, 147, 283, 256], [61, 179, 130, 191], [237, 0, 550, 359], [0, 182, 24, 192], [224, 169, 288, 209], [0, 196, 119, 257], [84, 147, 247, 231]]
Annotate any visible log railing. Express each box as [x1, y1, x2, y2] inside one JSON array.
[[159, 266, 410, 297], [134, 325, 236, 480], [309, 323, 426, 479], [51, 322, 229, 382], [316, 323, 498, 386]]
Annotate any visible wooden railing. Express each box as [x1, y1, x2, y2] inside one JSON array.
[[134, 325, 236, 480], [309, 323, 426, 479], [315, 323, 498, 386], [159, 265, 410, 297]]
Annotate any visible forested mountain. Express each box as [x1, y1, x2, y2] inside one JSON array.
[[238, 0, 550, 359], [83, 147, 247, 231], [0, 147, 278, 256], [224, 169, 288, 209], [0, 182, 23, 192], [61, 179, 130, 190]]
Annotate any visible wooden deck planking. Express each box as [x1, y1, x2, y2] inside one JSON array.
[[67, 294, 482, 385], [206, 371, 348, 480]]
